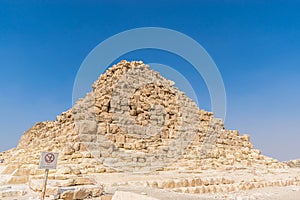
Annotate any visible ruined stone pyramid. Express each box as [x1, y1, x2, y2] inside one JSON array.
[[0, 60, 286, 187]]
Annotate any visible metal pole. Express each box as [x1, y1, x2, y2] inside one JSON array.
[[41, 169, 49, 200]]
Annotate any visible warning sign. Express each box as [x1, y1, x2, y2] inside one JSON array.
[[39, 152, 58, 169]]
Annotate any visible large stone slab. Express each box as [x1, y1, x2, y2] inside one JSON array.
[[112, 191, 159, 200]]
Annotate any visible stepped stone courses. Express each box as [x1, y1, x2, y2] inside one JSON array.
[[0, 60, 297, 200], [285, 159, 300, 168]]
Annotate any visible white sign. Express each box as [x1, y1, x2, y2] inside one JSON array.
[[39, 152, 58, 169]]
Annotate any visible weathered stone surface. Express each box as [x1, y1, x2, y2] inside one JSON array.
[[73, 188, 90, 199], [112, 191, 159, 200], [60, 190, 74, 200], [0, 189, 27, 198], [285, 159, 300, 168], [55, 179, 75, 187], [28, 179, 43, 192], [74, 177, 95, 185], [101, 195, 113, 200], [1, 165, 19, 175], [0, 60, 294, 199], [7, 176, 28, 184]]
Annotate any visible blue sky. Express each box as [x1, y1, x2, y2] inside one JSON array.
[[0, 1, 299, 161]]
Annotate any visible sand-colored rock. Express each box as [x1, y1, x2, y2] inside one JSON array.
[[285, 159, 300, 168], [60, 190, 74, 200], [0, 60, 298, 200], [74, 177, 95, 185], [73, 188, 90, 199], [7, 176, 28, 184], [112, 191, 159, 200]]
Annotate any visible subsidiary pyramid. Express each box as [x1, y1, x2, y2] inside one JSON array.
[[0, 60, 289, 199]]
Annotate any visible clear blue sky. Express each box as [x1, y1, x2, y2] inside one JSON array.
[[0, 1, 299, 161]]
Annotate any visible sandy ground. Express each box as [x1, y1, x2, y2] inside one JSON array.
[[1, 185, 299, 200], [1, 167, 300, 200], [109, 185, 300, 200]]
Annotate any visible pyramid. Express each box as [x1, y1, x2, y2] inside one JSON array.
[[0, 60, 294, 199]]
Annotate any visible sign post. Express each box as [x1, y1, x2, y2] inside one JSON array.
[[39, 152, 58, 200], [41, 168, 49, 200]]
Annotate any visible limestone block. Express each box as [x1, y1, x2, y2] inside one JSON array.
[[1, 165, 19, 175], [82, 152, 92, 158], [164, 180, 175, 188], [241, 134, 250, 141], [148, 181, 158, 188], [124, 143, 135, 149], [115, 134, 125, 143], [72, 168, 82, 175], [112, 191, 159, 200], [60, 190, 74, 200], [88, 186, 103, 197], [73, 142, 81, 151], [73, 188, 90, 199], [95, 167, 106, 173], [72, 153, 83, 159], [0, 189, 27, 198], [55, 179, 75, 187], [57, 167, 72, 175], [74, 177, 95, 185], [63, 146, 75, 155], [29, 178, 43, 191], [11, 167, 30, 176], [100, 195, 113, 200], [77, 120, 97, 135], [7, 176, 28, 184]]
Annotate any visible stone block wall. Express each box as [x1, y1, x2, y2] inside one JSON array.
[[0, 60, 286, 184]]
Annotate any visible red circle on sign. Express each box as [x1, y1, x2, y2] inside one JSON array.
[[45, 153, 55, 163]]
